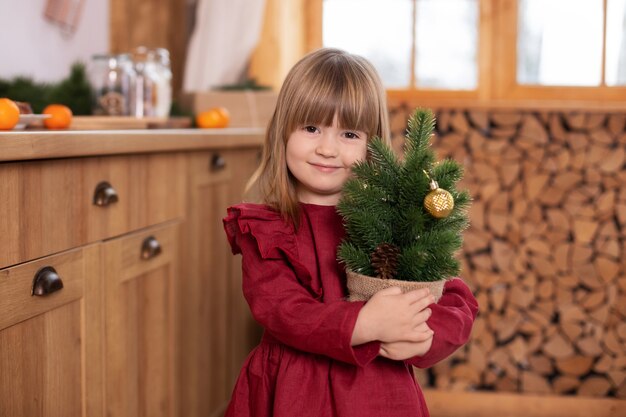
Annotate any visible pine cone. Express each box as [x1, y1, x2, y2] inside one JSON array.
[[371, 243, 400, 280]]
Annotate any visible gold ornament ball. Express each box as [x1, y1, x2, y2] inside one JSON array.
[[424, 188, 454, 218]]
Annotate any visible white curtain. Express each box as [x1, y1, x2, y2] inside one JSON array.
[[183, 0, 266, 92]]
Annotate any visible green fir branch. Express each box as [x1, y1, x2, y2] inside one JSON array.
[[367, 137, 402, 178], [338, 208, 393, 252], [431, 159, 464, 191], [338, 242, 375, 276], [397, 244, 430, 282], [403, 110, 437, 175], [340, 178, 388, 210]]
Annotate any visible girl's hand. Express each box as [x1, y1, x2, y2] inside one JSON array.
[[379, 329, 434, 361], [351, 286, 434, 345]]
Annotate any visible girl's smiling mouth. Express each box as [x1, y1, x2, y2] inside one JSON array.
[[309, 162, 342, 172]]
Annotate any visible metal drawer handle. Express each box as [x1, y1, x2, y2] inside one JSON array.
[[93, 181, 119, 206], [32, 266, 64, 296], [141, 236, 162, 260], [211, 154, 226, 171]]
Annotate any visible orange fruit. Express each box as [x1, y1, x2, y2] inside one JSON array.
[[43, 104, 73, 129], [196, 107, 230, 128], [0, 98, 20, 130]]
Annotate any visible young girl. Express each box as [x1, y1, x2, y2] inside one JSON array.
[[223, 48, 478, 417]]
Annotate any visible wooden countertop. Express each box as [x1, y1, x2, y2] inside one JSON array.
[[0, 128, 265, 162]]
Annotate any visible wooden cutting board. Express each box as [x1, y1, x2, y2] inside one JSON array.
[[69, 116, 192, 130]]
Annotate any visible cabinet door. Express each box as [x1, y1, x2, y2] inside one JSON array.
[[0, 158, 86, 269], [179, 149, 261, 417], [0, 245, 103, 417], [103, 221, 180, 417]]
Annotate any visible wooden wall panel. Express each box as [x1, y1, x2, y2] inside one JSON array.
[[389, 99, 626, 400]]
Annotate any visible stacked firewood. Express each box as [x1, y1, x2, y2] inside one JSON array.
[[388, 104, 626, 398]]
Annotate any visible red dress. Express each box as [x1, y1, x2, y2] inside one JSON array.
[[223, 203, 478, 417]]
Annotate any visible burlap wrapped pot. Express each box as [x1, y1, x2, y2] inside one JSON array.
[[346, 270, 445, 302]]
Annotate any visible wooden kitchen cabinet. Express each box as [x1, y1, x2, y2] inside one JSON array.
[[224, 150, 264, 387], [0, 245, 103, 417], [0, 152, 185, 417], [0, 154, 185, 270], [179, 149, 261, 417], [103, 221, 180, 417], [0, 131, 263, 417]]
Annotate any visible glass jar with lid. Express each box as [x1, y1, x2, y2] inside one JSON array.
[[151, 48, 173, 118], [132, 46, 160, 117], [89, 54, 136, 116]]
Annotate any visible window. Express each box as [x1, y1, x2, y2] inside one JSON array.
[[323, 0, 479, 90], [323, 0, 414, 88], [317, 0, 626, 100], [518, 0, 626, 87], [415, 0, 478, 89]]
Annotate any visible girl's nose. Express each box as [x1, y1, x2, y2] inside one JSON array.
[[316, 133, 338, 157]]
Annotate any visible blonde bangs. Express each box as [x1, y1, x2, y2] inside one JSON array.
[[284, 56, 383, 139]]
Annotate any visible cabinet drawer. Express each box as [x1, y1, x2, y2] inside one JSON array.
[[84, 153, 186, 243], [187, 150, 234, 186], [186, 148, 261, 203], [0, 247, 87, 331], [107, 220, 179, 285], [0, 153, 185, 269], [0, 159, 86, 270]]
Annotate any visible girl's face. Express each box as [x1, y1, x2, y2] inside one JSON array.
[[286, 115, 368, 206]]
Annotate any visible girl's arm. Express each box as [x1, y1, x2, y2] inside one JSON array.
[[405, 278, 478, 368], [238, 233, 381, 367], [379, 337, 433, 360], [378, 279, 478, 367], [351, 286, 434, 346]]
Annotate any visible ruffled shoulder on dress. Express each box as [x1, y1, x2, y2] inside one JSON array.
[[223, 203, 297, 260], [223, 203, 323, 299]]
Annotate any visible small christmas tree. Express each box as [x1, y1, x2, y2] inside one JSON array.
[[337, 108, 470, 300]]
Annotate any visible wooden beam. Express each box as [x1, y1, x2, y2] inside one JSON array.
[[423, 390, 626, 417], [305, 0, 323, 51], [386, 94, 626, 111], [478, 0, 494, 100]]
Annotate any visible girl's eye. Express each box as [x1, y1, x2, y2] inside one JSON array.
[[343, 131, 361, 140], [304, 126, 318, 133]]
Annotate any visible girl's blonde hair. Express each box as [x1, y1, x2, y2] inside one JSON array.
[[247, 48, 390, 226]]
